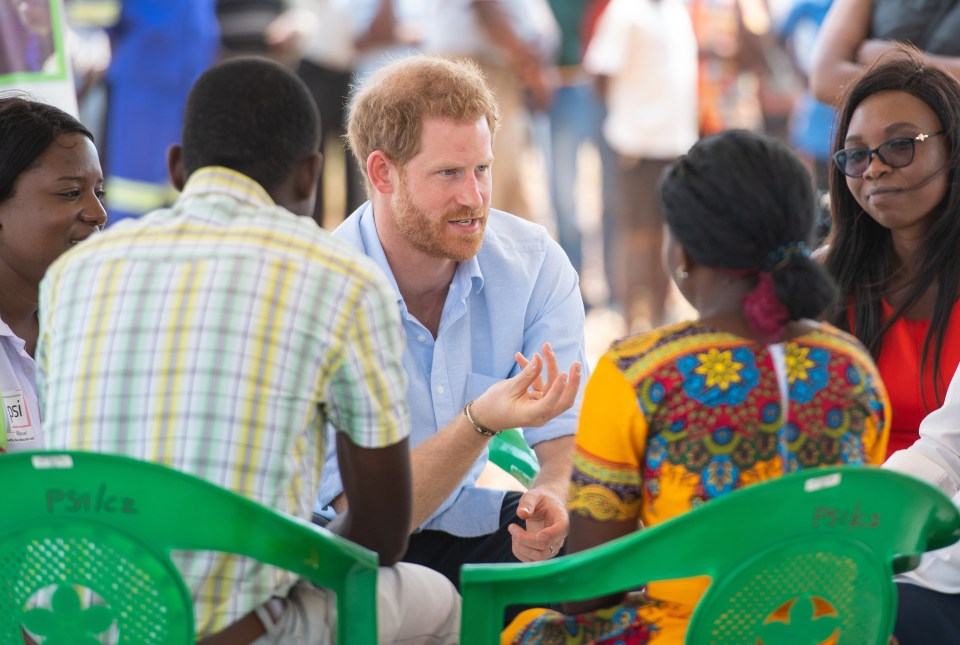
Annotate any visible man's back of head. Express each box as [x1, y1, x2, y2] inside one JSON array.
[[180, 56, 321, 198]]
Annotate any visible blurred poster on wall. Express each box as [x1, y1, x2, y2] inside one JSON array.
[[0, 0, 78, 116]]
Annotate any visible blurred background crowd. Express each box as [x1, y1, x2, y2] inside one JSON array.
[[2, 0, 837, 363]]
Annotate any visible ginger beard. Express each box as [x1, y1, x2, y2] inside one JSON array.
[[393, 169, 487, 261]]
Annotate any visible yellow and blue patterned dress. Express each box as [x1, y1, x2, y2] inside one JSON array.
[[504, 321, 890, 644]]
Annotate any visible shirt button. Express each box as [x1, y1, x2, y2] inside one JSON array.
[[417, 334, 426, 343], [436, 385, 445, 394]]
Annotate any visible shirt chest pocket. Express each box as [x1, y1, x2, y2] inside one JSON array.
[[465, 372, 502, 407]]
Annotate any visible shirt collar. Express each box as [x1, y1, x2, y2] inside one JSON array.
[[0, 316, 14, 339], [0, 316, 28, 354], [178, 166, 275, 209]]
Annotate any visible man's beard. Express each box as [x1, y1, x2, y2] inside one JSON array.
[[394, 180, 487, 261]]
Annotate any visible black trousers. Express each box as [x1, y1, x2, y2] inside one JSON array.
[[402, 491, 526, 588], [894, 581, 960, 644], [402, 491, 563, 624]]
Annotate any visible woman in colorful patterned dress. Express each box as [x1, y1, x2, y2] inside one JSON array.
[[502, 129, 890, 644]]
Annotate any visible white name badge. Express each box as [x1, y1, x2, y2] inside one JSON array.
[[2, 389, 36, 443]]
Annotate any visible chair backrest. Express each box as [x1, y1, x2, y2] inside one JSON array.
[[0, 451, 379, 644], [487, 428, 540, 488], [460, 466, 960, 644]]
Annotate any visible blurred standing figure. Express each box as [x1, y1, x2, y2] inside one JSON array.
[[685, 0, 768, 136], [0, 0, 78, 115], [231, 0, 412, 227], [296, 0, 428, 227], [422, 0, 558, 221], [0, 0, 55, 74], [543, 0, 599, 281], [778, 0, 835, 192], [584, 0, 698, 331], [101, 0, 218, 225], [810, 0, 960, 106], [292, 0, 366, 226], [215, 0, 304, 67]]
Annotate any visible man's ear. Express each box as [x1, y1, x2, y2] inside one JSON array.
[[367, 151, 396, 195], [680, 247, 695, 274], [294, 151, 323, 202], [166, 144, 186, 191]]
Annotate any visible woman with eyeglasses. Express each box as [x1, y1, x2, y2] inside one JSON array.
[[824, 46, 960, 460], [0, 96, 106, 451]]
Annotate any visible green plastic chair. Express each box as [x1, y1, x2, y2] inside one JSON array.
[[487, 428, 540, 488], [461, 466, 960, 644], [0, 451, 379, 644]]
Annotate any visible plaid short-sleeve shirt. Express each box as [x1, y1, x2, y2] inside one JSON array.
[[37, 166, 409, 636]]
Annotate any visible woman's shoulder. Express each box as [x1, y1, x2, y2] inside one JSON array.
[[789, 321, 878, 367], [603, 319, 754, 374], [608, 320, 701, 355]]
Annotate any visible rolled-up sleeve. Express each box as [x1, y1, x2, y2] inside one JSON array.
[[520, 235, 588, 448]]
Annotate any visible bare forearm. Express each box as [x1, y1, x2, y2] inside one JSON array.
[[409, 413, 492, 530], [808, 0, 872, 106], [327, 346, 581, 535], [810, 62, 863, 106], [328, 414, 489, 532], [817, 49, 960, 105], [531, 436, 574, 502], [562, 516, 638, 614], [333, 436, 412, 564]]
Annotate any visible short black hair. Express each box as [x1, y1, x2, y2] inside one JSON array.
[[0, 95, 94, 203], [181, 57, 320, 192], [658, 129, 837, 321]]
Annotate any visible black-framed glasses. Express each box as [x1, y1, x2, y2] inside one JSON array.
[[833, 131, 944, 178]]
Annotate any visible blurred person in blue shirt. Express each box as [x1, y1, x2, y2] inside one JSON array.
[[101, 0, 218, 225], [779, 0, 835, 192]]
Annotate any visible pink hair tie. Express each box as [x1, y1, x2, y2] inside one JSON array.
[[741, 272, 790, 342]]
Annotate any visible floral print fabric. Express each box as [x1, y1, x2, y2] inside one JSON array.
[[505, 321, 889, 644]]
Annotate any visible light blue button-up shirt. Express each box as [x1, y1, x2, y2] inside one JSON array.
[[315, 202, 588, 536]]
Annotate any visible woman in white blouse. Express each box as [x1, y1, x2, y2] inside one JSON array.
[[0, 96, 106, 450]]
